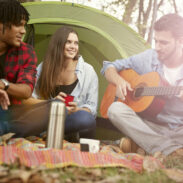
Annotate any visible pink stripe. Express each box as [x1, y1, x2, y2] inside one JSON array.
[[0, 145, 144, 172]]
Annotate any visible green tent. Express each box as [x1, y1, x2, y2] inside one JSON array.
[[23, 1, 148, 117]]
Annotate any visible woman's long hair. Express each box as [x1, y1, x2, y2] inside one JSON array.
[[36, 26, 79, 99]]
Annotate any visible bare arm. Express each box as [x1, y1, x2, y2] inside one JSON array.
[[22, 97, 45, 105], [105, 67, 125, 86], [104, 67, 133, 100], [0, 81, 32, 99]]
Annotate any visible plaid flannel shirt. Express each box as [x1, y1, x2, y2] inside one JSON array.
[[4, 42, 37, 104]]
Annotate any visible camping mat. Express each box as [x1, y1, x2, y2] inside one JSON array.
[[0, 138, 157, 172]]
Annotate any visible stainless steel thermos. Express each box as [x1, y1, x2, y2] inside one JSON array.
[[46, 101, 66, 149]]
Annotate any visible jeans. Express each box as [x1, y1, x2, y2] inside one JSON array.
[[0, 107, 10, 135], [65, 110, 96, 135]]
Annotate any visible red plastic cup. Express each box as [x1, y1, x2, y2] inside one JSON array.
[[63, 95, 74, 106]]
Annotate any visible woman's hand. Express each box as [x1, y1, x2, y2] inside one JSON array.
[[55, 92, 78, 113], [55, 92, 67, 102], [66, 101, 78, 114]]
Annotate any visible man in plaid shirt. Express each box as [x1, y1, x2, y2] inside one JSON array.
[[0, 0, 46, 137]]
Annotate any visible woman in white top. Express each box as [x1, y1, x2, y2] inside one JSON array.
[[33, 26, 98, 140]]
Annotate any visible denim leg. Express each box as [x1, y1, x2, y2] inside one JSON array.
[[0, 107, 11, 135], [65, 110, 96, 135]]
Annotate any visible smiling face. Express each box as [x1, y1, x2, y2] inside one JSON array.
[[154, 30, 183, 66], [64, 32, 79, 60], [0, 19, 26, 52]]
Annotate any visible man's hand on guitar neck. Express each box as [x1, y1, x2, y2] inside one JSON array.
[[115, 77, 133, 100]]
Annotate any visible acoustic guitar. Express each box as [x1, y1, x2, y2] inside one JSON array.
[[100, 69, 183, 118]]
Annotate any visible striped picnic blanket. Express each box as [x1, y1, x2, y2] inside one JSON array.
[[0, 138, 149, 172]]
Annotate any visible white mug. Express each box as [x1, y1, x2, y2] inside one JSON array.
[[80, 138, 100, 153]]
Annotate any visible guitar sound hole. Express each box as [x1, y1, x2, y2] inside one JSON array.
[[134, 87, 144, 98]]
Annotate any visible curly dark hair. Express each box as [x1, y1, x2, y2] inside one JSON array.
[[0, 0, 29, 27]]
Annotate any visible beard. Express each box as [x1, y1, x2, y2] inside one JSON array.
[[157, 44, 177, 64]]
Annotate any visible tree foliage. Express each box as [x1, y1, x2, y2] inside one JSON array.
[[101, 0, 180, 44]]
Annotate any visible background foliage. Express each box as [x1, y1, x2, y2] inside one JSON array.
[[19, 0, 183, 45]]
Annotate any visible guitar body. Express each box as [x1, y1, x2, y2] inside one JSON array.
[[100, 69, 165, 118]]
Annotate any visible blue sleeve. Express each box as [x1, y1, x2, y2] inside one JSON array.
[[101, 49, 155, 75]]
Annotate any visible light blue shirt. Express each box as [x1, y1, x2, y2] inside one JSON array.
[[33, 56, 98, 117], [101, 49, 183, 128]]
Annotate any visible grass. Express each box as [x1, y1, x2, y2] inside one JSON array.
[[42, 167, 176, 183], [164, 155, 183, 169], [39, 154, 183, 183]]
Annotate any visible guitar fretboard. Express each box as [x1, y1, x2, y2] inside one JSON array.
[[135, 86, 183, 97]]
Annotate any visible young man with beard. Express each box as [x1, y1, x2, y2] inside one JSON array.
[[101, 14, 183, 156]]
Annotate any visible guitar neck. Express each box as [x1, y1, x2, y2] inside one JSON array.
[[135, 86, 183, 97]]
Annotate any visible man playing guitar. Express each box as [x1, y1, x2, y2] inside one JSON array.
[[101, 14, 183, 156]]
